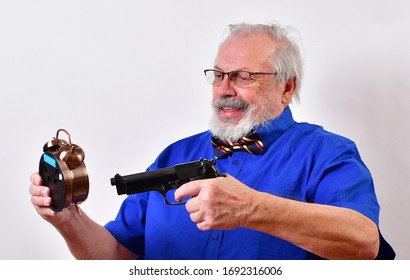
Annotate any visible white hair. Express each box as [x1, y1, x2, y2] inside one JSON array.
[[226, 22, 304, 103]]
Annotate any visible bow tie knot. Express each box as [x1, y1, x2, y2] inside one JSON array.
[[211, 131, 264, 158]]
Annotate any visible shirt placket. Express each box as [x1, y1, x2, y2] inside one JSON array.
[[204, 152, 248, 259]]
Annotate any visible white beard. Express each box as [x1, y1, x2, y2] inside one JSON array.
[[209, 111, 255, 142], [209, 97, 274, 142]]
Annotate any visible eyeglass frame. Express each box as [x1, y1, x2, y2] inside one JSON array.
[[203, 69, 277, 87]]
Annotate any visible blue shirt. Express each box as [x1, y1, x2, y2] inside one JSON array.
[[105, 107, 380, 259]]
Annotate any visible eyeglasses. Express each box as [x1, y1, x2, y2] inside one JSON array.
[[204, 69, 277, 87]]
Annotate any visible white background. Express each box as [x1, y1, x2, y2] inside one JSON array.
[[0, 0, 409, 260]]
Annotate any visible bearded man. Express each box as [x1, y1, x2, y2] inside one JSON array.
[[30, 22, 392, 260]]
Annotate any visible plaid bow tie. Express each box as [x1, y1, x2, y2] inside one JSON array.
[[211, 131, 264, 158]]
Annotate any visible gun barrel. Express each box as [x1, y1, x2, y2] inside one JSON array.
[[110, 159, 222, 200], [110, 166, 177, 195]]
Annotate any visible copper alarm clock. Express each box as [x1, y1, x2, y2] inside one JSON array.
[[39, 129, 89, 212]]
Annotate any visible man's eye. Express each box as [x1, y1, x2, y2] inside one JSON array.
[[237, 73, 251, 80]]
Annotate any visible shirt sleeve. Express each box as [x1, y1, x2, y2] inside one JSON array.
[[311, 141, 380, 225], [104, 191, 149, 256]]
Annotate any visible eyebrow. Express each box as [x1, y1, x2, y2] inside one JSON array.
[[212, 66, 253, 72]]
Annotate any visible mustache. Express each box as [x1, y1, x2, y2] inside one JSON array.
[[212, 97, 250, 110]]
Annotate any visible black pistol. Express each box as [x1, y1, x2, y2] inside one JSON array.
[[110, 158, 224, 205]]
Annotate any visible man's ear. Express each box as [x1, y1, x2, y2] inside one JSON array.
[[281, 77, 296, 105]]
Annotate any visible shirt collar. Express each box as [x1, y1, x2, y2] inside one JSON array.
[[254, 106, 295, 149]]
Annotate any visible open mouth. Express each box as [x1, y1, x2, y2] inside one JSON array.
[[221, 106, 242, 111], [213, 97, 249, 120], [218, 105, 246, 119]]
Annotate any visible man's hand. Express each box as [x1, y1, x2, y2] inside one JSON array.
[[174, 174, 258, 231], [29, 172, 75, 225]]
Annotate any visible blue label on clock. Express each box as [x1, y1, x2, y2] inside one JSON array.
[[43, 153, 56, 168]]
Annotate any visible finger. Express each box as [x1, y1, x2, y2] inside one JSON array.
[[189, 211, 204, 224], [29, 183, 50, 197], [30, 172, 43, 186], [174, 181, 202, 202], [196, 220, 211, 231], [31, 195, 52, 208], [33, 204, 57, 218], [185, 196, 199, 213]]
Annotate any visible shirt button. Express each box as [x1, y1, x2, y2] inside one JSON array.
[[232, 160, 240, 166], [212, 234, 218, 239]]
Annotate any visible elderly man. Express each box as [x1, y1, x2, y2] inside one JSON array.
[[30, 22, 392, 260]]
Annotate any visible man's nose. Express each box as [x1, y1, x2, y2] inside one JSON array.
[[216, 74, 237, 98]]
